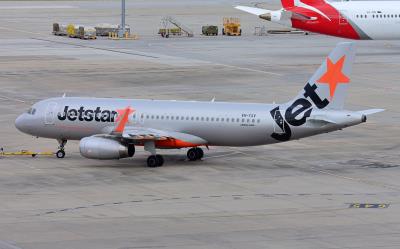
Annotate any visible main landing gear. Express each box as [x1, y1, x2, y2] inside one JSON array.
[[56, 139, 67, 158], [144, 141, 164, 167], [187, 147, 204, 161], [147, 155, 164, 168]]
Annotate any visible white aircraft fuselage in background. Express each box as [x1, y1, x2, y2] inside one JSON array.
[[15, 43, 383, 167], [236, 0, 400, 40]]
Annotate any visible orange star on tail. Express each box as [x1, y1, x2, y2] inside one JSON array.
[[317, 56, 350, 100]]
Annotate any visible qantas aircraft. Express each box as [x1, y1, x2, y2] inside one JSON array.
[[236, 0, 400, 40], [15, 43, 383, 167]]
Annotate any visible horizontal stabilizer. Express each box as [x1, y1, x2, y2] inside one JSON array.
[[290, 11, 317, 21], [308, 116, 337, 125], [357, 109, 385, 115], [235, 6, 271, 16]]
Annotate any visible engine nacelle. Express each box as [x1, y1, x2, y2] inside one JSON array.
[[79, 137, 134, 160]]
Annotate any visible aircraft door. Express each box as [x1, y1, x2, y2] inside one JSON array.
[[44, 102, 58, 125]]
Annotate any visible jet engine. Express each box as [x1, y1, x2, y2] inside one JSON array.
[[79, 137, 135, 160]]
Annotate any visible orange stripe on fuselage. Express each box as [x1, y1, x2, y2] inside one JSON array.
[[155, 139, 202, 148], [136, 139, 202, 149]]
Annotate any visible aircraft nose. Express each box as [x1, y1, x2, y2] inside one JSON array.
[[15, 114, 28, 133]]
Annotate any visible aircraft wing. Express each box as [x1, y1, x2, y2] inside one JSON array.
[[235, 5, 317, 21], [122, 127, 207, 145], [97, 107, 208, 148], [97, 126, 207, 148]]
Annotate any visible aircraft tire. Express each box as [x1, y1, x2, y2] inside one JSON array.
[[147, 155, 158, 167], [56, 150, 65, 159], [195, 148, 204, 159], [187, 148, 198, 161], [156, 155, 164, 167]]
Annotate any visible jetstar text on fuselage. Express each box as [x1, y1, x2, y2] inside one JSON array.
[[57, 106, 118, 122]]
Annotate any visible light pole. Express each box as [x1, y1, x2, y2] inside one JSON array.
[[118, 0, 126, 38]]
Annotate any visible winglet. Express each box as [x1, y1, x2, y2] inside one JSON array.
[[113, 106, 134, 134]]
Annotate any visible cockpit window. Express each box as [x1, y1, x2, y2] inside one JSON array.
[[26, 108, 36, 115]]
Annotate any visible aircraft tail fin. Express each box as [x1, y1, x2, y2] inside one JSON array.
[[281, 0, 327, 9], [288, 42, 356, 110]]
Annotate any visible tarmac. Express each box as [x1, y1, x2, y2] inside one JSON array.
[[0, 1, 399, 249]]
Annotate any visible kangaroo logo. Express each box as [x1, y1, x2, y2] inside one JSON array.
[[293, 0, 331, 21]]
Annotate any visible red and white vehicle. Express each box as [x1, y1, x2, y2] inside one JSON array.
[[236, 0, 400, 40]]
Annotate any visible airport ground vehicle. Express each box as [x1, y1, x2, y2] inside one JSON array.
[[222, 18, 241, 36], [202, 25, 218, 36]]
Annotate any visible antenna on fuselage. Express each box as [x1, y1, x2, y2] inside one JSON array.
[[62, 93, 66, 98]]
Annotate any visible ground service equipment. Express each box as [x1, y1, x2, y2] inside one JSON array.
[[202, 25, 218, 36], [78, 26, 97, 39], [160, 16, 193, 38], [222, 17, 241, 36]]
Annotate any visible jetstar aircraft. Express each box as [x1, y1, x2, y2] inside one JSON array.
[[236, 0, 400, 40], [15, 42, 383, 167]]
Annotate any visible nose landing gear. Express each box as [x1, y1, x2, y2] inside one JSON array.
[[56, 139, 67, 158], [187, 147, 204, 161]]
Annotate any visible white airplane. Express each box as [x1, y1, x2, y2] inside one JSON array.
[[15, 42, 383, 167], [236, 0, 400, 40]]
